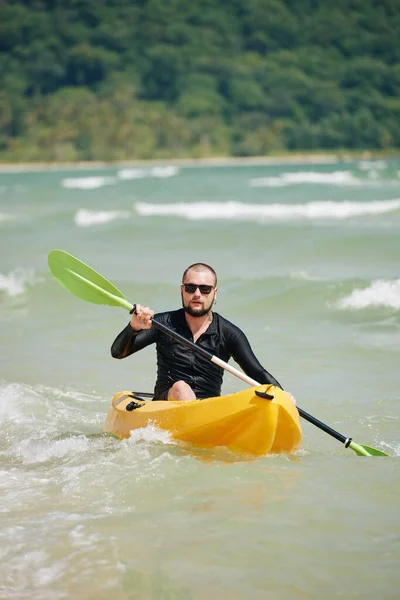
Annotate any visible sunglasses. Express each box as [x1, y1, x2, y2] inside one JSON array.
[[183, 283, 215, 295]]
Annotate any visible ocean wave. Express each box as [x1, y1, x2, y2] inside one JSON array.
[[134, 199, 400, 221], [0, 267, 40, 296], [118, 165, 179, 180], [0, 381, 105, 438], [74, 208, 130, 227], [62, 176, 118, 189], [337, 279, 400, 310], [358, 160, 387, 171], [13, 433, 92, 464], [249, 169, 399, 188], [117, 168, 148, 180], [289, 271, 327, 281], [61, 166, 179, 189]]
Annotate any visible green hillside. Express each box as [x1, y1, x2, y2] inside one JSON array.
[[1, 0, 400, 162]]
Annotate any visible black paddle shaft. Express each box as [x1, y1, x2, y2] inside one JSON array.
[[297, 407, 350, 446]]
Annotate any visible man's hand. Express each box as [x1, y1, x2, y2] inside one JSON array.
[[130, 304, 154, 331]]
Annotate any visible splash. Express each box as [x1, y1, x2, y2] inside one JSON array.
[[134, 199, 400, 221], [0, 381, 106, 469], [125, 423, 174, 446], [13, 435, 91, 464], [337, 279, 400, 310]]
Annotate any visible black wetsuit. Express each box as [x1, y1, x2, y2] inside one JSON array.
[[111, 309, 282, 399]]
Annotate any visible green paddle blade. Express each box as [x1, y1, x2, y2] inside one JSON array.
[[48, 250, 133, 311], [349, 441, 389, 457]]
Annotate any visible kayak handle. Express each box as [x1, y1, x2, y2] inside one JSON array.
[[255, 390, 274, 400]]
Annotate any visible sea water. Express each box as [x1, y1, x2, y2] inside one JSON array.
[[1, 158, 399, 599]]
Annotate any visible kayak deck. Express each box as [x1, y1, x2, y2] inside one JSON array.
[[104, 385, 302, 457]]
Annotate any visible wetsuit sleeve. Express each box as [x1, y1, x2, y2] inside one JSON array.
[[226, 324, 283, 389], [111, 324, 158, 358]]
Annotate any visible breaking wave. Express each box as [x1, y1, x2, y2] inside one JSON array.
[[249, 169, 400, 187], [61, 166, 180, 189], [134, 199, 400, 221], [337, 279, 400, 310], [62, 176, 117, 190], [74, 208, 130, 227]]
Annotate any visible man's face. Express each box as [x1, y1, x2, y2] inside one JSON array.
[[181, 268, 217, 317]]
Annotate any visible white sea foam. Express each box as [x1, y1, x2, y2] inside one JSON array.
[[0, 267, 39, 296], [62, 176, 117, 189], [250, 170, 359, 187], [118, 165, 179, 179], [117, 168, 148, 180], [134, 199, 400, 221], [126, 423, 174, 446], [249, 169, 397, 187], [14, 435, 91, 464], [33, 562, 66, 586], [290, 271, 326, 281], [337, 279, 400, 310], [358, 160, 387, 170], [61, 167, 179, 188], [151, 165, 180, 178], [74, 208, 130, 227]]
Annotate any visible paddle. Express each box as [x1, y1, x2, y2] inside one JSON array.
[[48, 249, 389, 457]]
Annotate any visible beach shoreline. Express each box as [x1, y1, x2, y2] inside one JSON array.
[[0, 150, 395, 173]]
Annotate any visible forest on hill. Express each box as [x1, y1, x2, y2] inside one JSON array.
[[1, 0, 400, 162]]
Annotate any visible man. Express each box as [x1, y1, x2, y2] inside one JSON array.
[[111, 263, 290, 401]]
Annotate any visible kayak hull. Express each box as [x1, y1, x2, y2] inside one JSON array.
[[104, 385, 302, 457]]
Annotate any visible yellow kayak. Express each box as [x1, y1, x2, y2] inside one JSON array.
[[104, 384, 302, 456]]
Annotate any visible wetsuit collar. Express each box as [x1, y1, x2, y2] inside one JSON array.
[[178, 308, 217, 336]]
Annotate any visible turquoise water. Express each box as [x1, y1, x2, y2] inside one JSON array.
[[1, 158, 399, 599]]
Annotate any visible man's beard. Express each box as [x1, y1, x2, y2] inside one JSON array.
[[184, 304, 210, 317], [181, 293, 212, 317]]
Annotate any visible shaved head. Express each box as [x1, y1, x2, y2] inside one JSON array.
[[182, 263, 217, 286]]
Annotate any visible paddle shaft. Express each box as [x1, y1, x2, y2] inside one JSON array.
[[295, 407, 351, 446]]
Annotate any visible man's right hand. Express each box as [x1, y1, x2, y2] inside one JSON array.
[[130, 304, 154, 331]]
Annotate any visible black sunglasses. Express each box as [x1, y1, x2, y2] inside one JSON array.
[[183, 283, 215, 295]]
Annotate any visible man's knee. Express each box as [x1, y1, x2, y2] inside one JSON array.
[[168, 380, 196, 400]]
